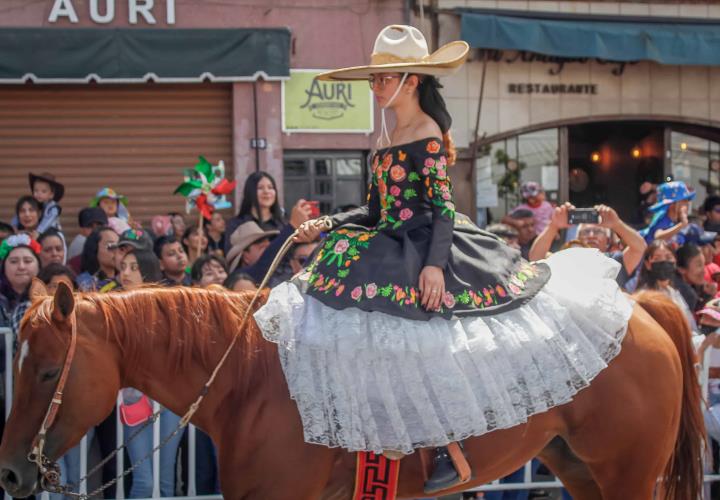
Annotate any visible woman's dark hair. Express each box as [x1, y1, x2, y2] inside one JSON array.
[[80, 226, 115, 275], [0, 221, 14, 236], [38, 263, 76, 289], [637, 239, 675, 290], [0, 245, 41, 304], [190, 254, 227, 283], [676, 243, 702, 269], [237, 172, 284, 223], [126, 249, 163, 283], [15, 196, 41, 230], [223, 271, 257, 290], [417, 75, 457, 166], [181, 224, 208, 255], [38, 228, 63, 246]]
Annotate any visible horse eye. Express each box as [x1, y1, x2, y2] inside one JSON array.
[[40, 368, 60, 382]]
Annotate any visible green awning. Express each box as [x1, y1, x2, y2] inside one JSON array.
[[0, 28, 290, 83], [459, 9, 720, 66]]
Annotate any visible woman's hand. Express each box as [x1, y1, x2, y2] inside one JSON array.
[[289, 199, 313, 230], [293, 219, 324, 243], [419, 265, 445, 311]]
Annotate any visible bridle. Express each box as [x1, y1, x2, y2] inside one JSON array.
[[27, 308, 78, 490], [23, 217, 332, 497]]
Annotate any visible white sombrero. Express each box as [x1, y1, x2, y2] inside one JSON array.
[[316, 25, 469, 81]]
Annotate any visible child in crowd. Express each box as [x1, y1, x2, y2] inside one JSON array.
[[90, 187, 130, 222], [11, 173, 65, 234]]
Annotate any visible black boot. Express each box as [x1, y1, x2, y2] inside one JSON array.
[[424, 446, 461, 494]]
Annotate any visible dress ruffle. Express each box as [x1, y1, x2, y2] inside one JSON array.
[[254, 248, 634, 454]]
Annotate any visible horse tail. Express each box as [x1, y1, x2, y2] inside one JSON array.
[[633, 291, 705, 500]]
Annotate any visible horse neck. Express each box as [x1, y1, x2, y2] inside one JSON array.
[[88, 288, 281, 435]]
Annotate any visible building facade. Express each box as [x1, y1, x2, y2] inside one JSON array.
[[0, 0, 405, 234], [434, 1, 720, 225]]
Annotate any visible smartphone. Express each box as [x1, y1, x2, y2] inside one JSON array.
[[568, 208, 600, 225], [307, 200, 320, 218]]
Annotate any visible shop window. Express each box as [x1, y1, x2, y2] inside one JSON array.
[[670, 131, 720, 203], [477, 128, 559, 223], [284, 152, 367, 215]]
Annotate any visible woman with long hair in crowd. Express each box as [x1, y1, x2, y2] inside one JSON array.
[[76, 226, 119, 292], [182, 224, 209, 268], [0, 235, 41, 338], [224, 172, 285, 254]]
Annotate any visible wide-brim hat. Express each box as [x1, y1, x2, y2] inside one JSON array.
[[28, 172, 64, 202], [316, 25, 469, 81], [649, 181, 695, 212], [226, 221, 279, 272], [90, 187, 128, 208]]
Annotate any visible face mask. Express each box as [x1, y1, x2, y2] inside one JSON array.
[[700, 324, 718, 336], [649, 260, 676, 281]]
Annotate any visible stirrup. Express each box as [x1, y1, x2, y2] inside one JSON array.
[[423, 443, 471, 494]]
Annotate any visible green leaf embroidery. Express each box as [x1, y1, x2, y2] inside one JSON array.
[[408, 172, 421, 182], [379, 284, 393, 297], [337, 269, 350, 278], [403, 188, 417, 200], [458, 290, 471, 305]]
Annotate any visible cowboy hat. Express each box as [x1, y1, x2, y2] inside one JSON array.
[[28, 172, 64, 202], [649, 181, 696, 212], [226, 221, 279, 272], [316, 25, 469, 81]]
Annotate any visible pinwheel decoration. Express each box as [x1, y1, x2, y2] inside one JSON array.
[[174, 157, 236, 221]]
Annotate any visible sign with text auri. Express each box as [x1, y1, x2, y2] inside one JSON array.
[[282, 70, 374, 133]]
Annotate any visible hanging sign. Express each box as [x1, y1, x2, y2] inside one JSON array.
[[282, 69, 374, 133]]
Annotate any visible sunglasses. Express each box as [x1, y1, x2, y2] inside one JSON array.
[[368, 75, 401, 90]]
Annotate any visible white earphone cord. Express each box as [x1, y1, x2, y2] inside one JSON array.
[[376, 72, 409, 150]]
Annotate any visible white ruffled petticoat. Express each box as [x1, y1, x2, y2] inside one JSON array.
[[254, 248, 634, 454]]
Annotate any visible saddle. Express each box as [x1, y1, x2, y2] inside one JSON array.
[[352, 443, 471, 500]]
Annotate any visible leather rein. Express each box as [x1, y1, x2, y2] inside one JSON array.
[[25, 216, 332, 496]]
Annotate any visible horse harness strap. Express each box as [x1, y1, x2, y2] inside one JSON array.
[[29, 309, 79, 486]]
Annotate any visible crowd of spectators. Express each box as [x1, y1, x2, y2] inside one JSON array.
[[3, 169, 720, 498], [0, 171, 321, 497]]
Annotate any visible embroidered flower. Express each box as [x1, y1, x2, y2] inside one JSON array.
[[443, 292, 456, 309], [438, 155, 447, 166], [442, 192, 451, 200], [424, 157, 435, 168], [394, 200, 402, 208], [381, 154, 393, 171], [351, 286, 363, 301], [426, 140, 441, 154], [496, 285, 507, 297], [366, 283, 378, 298], [390, 165, 406, 183], [422, 167, 430, 176], [398, 150, 407, 161], [334, 239, 350, 254], [445, 202, 455, 212], [508, 283, 522, 295], [399, 208, 413, 221], [390, 185, 401, 196], [335, 284, 345, 297]]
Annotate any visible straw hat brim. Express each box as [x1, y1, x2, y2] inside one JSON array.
[[316, 41, 469, 81]]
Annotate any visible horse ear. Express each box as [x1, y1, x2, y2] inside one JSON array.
[[29, 278, 48, 302], [52, 281, 75, 323]]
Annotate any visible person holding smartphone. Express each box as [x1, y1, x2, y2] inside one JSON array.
[[529, 203, 646, 289]]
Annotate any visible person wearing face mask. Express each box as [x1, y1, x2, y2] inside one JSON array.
[[636, 240, 697, 330]]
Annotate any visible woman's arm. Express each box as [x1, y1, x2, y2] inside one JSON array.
[[422, 139, 455, 269]]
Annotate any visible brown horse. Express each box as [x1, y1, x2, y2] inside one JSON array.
[[0, 282, 704, 499]]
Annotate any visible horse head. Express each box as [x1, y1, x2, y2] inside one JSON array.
[[0, 279, 120, 497]]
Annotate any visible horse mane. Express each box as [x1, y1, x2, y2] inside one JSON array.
[[25, 286, 273, 397]]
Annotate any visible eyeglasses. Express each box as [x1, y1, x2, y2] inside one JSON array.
[[368, 75, 401, 90], [578, 227, 607, 237], [713, 206, 720, 213]]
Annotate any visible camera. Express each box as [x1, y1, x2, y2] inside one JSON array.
[[568, 208, 600, 225]]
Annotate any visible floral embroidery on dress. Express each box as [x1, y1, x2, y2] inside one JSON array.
[[423, 153, 455, 220], [312, 228, 377, 279], [308, 262, 541, 311]]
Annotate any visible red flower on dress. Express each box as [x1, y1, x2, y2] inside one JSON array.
[[426, 140, 441, 154], [351, 286, 363, 301], [443, 292, 456, 308], [366, 283, 378, 298], [399, 208, 413, 220], [390, 185, 401, 196], [390, 165, 406, 182]]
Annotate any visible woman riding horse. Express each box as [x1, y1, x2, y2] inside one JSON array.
[[254, 24, 635, 494]]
